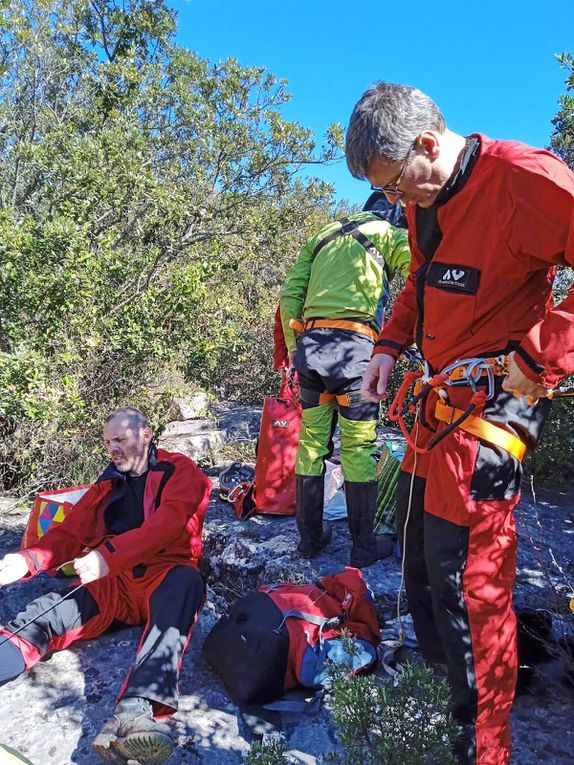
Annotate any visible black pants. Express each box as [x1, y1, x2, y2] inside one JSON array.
[[294, 327, 380, 482]]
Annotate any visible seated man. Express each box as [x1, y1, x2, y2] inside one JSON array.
[[0, 407, 212, 765]]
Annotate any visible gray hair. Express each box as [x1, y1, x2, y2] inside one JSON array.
[[345, 82, 446, 179], [105, 407, 150, 431]]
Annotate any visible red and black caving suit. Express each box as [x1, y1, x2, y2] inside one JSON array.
[[374, 135, 574, 764], [0, 446, 212, 716]]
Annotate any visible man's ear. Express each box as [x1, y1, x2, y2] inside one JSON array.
[[142, 426, 153, 445], [417, 131, 441, 159]]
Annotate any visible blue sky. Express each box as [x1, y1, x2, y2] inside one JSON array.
[[169, 0, 574, 207]]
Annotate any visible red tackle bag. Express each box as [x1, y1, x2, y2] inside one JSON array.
[[228, 373, 301, 518]]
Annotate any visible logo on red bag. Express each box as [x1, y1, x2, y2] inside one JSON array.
[[272, 419, 289, 428]]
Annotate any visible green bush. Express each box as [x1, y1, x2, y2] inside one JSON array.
[[327, 663, 457, 765], [524, 395, 574, 485], [0, 0, 340, 492], [246, 736, 295, 765]]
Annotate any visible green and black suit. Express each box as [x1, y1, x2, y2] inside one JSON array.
[[280, 212, 410, 563]]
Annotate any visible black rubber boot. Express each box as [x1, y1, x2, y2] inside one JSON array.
[[296, 474, 332, 559], [92, 696, 174, 765], [346, 480, 393, 567]]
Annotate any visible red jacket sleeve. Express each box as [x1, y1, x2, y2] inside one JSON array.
[[21, 484, 107, 576], [507, 153, 574, 387]]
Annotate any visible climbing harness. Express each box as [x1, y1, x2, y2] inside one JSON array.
[[388, 355, 527, 461], [296, 386, 365, 409], [382, 353, 569, 675]]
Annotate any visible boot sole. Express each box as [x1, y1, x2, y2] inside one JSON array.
[[112, 732, 174, 765], [92, 736, 129, 765]]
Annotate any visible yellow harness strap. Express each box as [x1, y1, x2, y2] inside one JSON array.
[[434, 397, 527, 462]]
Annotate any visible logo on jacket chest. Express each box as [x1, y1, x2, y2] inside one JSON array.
[[427, 262, 480, 295]]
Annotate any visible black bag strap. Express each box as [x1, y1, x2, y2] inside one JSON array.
[[240, 688, 324, 738], [311, 215, 391, 306], [262, 688, 324, 714]]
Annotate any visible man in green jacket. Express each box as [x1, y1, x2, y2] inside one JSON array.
[[280, 211, 410, 566]]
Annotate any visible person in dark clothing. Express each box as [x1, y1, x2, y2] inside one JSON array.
[[0, 407, 212, 765], [362, 189, 408, 229]]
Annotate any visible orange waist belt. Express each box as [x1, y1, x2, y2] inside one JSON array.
[[289, 317, 378, 342], [434, 397, 526, 462]]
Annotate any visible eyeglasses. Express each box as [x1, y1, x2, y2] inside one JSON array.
[[369, 147, 413, 197]]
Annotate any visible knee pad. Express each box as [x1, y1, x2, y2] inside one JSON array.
[[296, 403, 336, 476], [338, 416, 378, 483]]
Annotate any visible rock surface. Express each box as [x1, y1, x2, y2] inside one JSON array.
[[157, 402, 261, 463], [0, 473, 573, 764]]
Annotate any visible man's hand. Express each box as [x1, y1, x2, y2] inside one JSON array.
[[502, 352, 550, 405], [0, 553, 29, 587], [73, 550, 110, 584], [361, 353, 396, 403]]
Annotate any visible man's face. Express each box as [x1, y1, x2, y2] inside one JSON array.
[[367, 133, 447, 209], [103, 415, 152, 476]]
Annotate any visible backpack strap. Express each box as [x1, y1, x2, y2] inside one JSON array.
[[311, 215, 391, 301], [277, 609, 344, 629], [274, 609, 346, 646], [261, 585, 346, 639]]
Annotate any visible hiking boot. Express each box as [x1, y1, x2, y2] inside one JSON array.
[[92, 697, 174, 765], [346, 480, 394, 567], [295, 474, 331, 559], [297, 527, 332, 559]]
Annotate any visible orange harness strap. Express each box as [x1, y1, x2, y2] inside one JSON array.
[[303, 392, 359, 407], [289, 317, 378, 342], [434, 397, 527, 462], [444, 357, 507, 382]]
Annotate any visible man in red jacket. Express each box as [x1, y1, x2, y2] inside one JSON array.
[[345, 82, 574, 765], [0, 407, 212, 765]]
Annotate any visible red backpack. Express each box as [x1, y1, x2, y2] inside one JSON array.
[[202, 567, 380, 707]]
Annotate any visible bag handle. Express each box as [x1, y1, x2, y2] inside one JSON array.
[[277, 368, 300, 408]]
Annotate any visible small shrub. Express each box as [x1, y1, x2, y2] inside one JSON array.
[[327, 663, 457, 765], [246, 734, 295, 765]]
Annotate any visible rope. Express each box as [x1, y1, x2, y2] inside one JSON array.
[[0, 581, 85, 650], [396, 406, 420, 645]]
